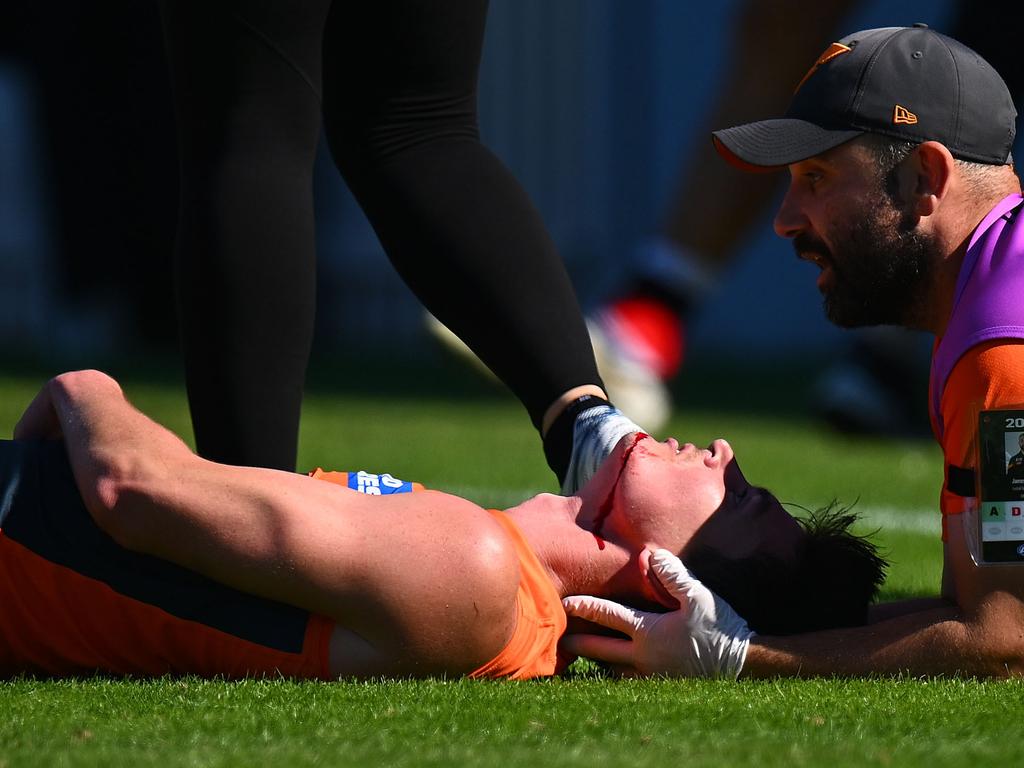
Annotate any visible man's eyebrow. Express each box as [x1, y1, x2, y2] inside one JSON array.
[[803, 156, 835, 171]]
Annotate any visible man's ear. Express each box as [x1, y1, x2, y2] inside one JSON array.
[[907, 141, 956, 217]]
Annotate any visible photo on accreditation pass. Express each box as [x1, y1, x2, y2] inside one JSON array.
[[977, 411, 1024, 562]]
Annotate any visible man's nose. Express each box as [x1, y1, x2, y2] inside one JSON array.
[[773, 186, 807, 239]]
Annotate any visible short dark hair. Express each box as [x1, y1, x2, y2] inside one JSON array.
[[683, 503, 887, 635], [855, 134, 1015, 203]]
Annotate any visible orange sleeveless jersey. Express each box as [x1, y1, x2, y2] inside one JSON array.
[[310, 470, 567, 679], [0, 454, 563, 680], [932, 340, 1024, 538]]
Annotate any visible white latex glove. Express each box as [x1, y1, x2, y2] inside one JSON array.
[[561, 548, 753, 679]]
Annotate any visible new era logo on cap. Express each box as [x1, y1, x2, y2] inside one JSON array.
[[893, 105, 918, 125]]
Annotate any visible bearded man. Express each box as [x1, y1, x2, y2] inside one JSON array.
[[563, 24, 1024, 679]]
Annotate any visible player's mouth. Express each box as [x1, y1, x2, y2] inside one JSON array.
[[797, 249, 834, 290], [799, 249, 828, 268]]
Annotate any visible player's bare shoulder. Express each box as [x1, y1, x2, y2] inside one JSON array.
[[327, 489, 522, 678]]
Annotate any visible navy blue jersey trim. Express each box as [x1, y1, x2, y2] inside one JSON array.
[[0, 440, 309, 654]]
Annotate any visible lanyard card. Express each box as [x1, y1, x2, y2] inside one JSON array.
[[977, 410, 1024, 563]]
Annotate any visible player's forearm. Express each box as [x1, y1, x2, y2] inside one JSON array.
[[742, 604, 1020, 679]]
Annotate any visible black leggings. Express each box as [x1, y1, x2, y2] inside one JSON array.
[[160, 0, 602, 470]]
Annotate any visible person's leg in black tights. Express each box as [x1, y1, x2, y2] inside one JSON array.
[[160, 1, 328, 470], [161, 0, 630, 487], [321, 0, 605, 433]]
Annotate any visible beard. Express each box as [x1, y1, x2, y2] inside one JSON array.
[[794, 197, 941, 329]]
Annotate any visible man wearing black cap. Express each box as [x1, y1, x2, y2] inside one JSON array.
[[562, 25, 1024, 678]]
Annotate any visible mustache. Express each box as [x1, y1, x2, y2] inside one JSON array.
[[793, 233, 832, 262]]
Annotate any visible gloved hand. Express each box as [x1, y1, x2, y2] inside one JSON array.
[[561, 548, 753, 679]]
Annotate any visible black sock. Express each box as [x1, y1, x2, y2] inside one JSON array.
[[542, 394, 611, 484]]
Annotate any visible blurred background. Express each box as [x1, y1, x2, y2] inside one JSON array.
[[0, 0, 970, 371], [0, 0, 977, 595]]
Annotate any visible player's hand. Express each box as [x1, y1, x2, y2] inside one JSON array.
[[561, 548, 753, 679]]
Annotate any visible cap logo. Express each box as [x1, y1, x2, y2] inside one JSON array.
[[794, 42, 852, 94], [893, 105, 918, 125]]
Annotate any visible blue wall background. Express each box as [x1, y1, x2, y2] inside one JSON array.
[[0, 0, 966, 360]]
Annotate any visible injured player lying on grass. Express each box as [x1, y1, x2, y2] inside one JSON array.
[[0, 370, 885, 680]]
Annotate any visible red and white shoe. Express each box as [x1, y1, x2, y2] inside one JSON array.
[[587, 295, 684, 433]]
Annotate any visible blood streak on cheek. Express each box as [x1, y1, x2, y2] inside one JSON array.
[[591, 432, 648, 550]]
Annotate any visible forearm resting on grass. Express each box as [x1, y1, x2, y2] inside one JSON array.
[[746, 593, 1024, 679]]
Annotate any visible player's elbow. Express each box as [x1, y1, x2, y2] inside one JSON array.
[[50, 369, 123, 402], [969, 591, 1024, 678]]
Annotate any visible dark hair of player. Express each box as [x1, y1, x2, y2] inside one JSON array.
[[684, 503, 887, 635]]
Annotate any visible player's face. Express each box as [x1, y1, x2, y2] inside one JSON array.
[[600, 435, 803, 565], [773, 139, 940, 329]]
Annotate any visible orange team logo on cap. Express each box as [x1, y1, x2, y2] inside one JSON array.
[[893, 104, 918, 125], [794, 42, 852, 94]]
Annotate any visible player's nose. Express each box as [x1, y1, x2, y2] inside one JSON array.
[[773, 184, 807, 239]]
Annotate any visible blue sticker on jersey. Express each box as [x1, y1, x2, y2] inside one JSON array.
[[347, 470, 414, 495]]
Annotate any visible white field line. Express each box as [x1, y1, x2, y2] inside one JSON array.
[[855, 507, 940, 536], [443, 484, 942, 537]]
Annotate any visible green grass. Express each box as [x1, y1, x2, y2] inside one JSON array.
[[4, 677, 1024, 767], [2, 360, 1017, 767]]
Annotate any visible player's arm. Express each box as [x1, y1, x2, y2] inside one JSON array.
[[761, 341, 1022, 677], [927, 342, 1024, 669], [564, 550, 1024, 678], [42, 370, 519, 676], [742, 600, 1022, 678], [743, 529, 1024, 677]]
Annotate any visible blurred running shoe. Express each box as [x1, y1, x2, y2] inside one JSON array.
[[425, 302, 673, 433], [584, 238, 713, 432], [426, 238, 709, 433], [586, 297, 680, 433]]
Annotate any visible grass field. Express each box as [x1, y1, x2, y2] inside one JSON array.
[[1, 358, 1022, 767]]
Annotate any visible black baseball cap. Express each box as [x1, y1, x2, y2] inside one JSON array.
[[713, 24, 1017, 172]]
